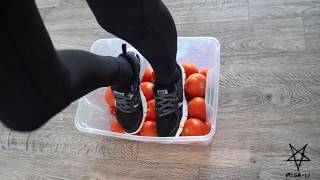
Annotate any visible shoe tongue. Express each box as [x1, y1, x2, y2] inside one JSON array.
[[157, 89, 169, 96], [155, 83, 174, 96], [113, 90, 126, 96], [112, 86, 131, 96]]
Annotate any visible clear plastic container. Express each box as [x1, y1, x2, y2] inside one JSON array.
[[75, 37, 220, 145]]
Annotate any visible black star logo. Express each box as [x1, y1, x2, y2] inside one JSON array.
[[287, 144, 311, 171]]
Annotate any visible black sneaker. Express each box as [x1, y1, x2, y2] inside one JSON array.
[[154, 64, 188, 137], [111, 44, 147, 134]]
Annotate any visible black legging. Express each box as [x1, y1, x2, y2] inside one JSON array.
[[0, 0, 178, 131]]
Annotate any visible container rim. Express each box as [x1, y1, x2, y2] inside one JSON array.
[[75, 118, 215, 144], [90, 36, 221, 53]]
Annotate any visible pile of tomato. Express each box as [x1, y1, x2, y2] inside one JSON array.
[[104, 64, 212, 137]]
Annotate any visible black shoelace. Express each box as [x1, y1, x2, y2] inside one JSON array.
[[155, 91, 179, 117], [113, 87, 139, 114]]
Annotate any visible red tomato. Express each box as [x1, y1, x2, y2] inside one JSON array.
[[141, 82, 154, 101], [142, 68, 153, 82], [134, 132, 140, 136], [139, 121, 157, 136], [180, 118, 206, 136], [146, 99, 156, 121], [188, 97, 206, 121], [200, 69, 208, 77], [151, 71, 156, 83], [111, 120, 124, 134], [182, 64, 199, 78], [109, 106, 116, 116], [186, 94, 193, 102], [185, 73, 206, 97], [104, 87, 115, 107], [204, 121, 212, 135]]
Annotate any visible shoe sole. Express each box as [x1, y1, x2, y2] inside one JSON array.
[[124, 50, 147, 135], [174, 64, 189, 137]]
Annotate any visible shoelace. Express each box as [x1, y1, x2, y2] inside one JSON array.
[[155, 92, 179, 117], [114, 92, 138, 114]]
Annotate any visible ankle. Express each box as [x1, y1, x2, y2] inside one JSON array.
[[155, 65, 180, 85], [112, 56, 134, 87]]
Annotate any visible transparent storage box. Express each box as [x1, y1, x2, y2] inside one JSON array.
[[75, 37, 220, 145]]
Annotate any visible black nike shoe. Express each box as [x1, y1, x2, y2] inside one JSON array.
[[111, 44, 147, 134], [154, 64, 188, 137]]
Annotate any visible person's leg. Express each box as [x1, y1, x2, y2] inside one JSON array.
[[57, 50, 133, 101], [87, 0, 188, 136], [0, 0, 133, 131], [86, 0, 179, 85]]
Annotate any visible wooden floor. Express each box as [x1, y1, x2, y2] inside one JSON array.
[[1, 0, 320, 179]]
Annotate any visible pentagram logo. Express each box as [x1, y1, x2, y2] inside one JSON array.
[[285, 144, 311, 179], [287, 144, 310, 171]]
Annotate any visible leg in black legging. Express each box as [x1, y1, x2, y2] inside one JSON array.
[[0, 0, 178, 131], [0, 0, 133, 131], [86, 0, 179, 84], [57, 50, 133, 101]]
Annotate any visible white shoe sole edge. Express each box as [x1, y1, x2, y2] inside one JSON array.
[[124, 50, 147, 135], [174, 64, 188, 137]]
